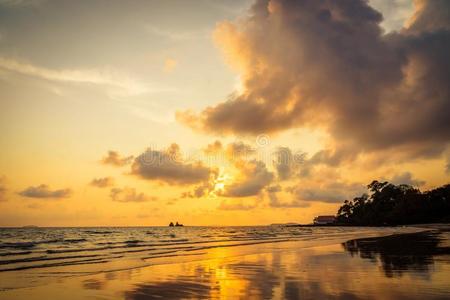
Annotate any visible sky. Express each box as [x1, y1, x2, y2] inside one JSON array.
[[0, 0, 448, 226]]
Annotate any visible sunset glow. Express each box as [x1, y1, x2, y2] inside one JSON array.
[[0, 0, 448, 227]]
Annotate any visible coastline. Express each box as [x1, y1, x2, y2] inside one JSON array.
[[1, 225, 449, 299]]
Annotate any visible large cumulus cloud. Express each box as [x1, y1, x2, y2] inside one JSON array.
[[178, 0, 450, 160]]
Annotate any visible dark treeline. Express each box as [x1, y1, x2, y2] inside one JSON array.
[[337, 181, 450, 226]]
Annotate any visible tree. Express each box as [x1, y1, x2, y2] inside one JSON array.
[[336, 181, 450, 226]]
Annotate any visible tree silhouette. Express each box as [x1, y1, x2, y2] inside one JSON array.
[[337, 181, 450, 225]]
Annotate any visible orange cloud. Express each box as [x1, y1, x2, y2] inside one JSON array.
[[90, 177, 115, 188], [110, 187, 156, 203], [101, 151, 134, 167], [18, 184, 72, 199], [221, 159, 274, 197], [177, 0, 450, 164], [131, 144, 216, 185]]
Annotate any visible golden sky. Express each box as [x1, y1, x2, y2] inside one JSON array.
[[0, 0, 449, 226]]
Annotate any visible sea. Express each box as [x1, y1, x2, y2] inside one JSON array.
[[0, 225, 419, 276]]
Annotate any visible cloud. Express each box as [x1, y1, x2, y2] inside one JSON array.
[[368, 0, 414, 32], [292, 146, 358, 176], [0, 56, 148, 95], [225, 141, 255, 160], [266, 184, 310, 208], [18, 184, 72, 199], [90, 177, 115, 188], [203, 140, 223, 155], [288, 181, 366, 204], [110, 187, 156, 203], [101, 151, 134, 167], [406, 0, 450, 33], [273, 148, 294, 180], [202, 140, 257, 166], [390, 171, 426, 186], [181, 181, 214, 198], [177, 0, 450, 162], [131, 144, 215, 185], [203, 140, 255, 157], [447, 157, 450, 174], [222, 159, 274, 197], [184, 141, 259, 198], [272, 147, 306, 180]]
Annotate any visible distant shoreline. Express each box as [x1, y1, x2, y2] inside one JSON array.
[[0, 222, 448, 229], [281, 222, 450, 228]]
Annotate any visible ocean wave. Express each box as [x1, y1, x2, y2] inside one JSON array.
[[142, 252, 206, 260], [0, 239, 66, 250], [112, 245, 196, 255], [161, 234, 177, 238], [0, 226, 422, 279], [158, 238, 189, 243], [96, 240, 143, 246], [0, 257, 113, 272], [0, 242, 36, 249], [46, 246, 113, 254], [64, 238, 87, 243], [84, 230, 116, 235], [43, 237, 265, 255], [0, 254, 102, 265], [125, 240, 142, 244], [0, 251, 32, 257]]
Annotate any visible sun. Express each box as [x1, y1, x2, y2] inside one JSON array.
[[214, 182, 225, 192], [211, 168, 234, 195]]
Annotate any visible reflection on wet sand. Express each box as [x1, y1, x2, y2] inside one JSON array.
[[342, 230, 450, 277], [125, 280, 212, 300], [82, 278, 105, 290], [121, 230, 450, 300], [1, 229, 449, 299], [122, 258, 356, 300]]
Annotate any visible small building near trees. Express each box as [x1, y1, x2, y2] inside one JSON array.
[[313, 215, 336, 225]]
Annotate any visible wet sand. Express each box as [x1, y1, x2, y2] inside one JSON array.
[[1, 226, 449, 299]]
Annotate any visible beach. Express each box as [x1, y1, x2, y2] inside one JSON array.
[[0, 225, 449, 299]]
